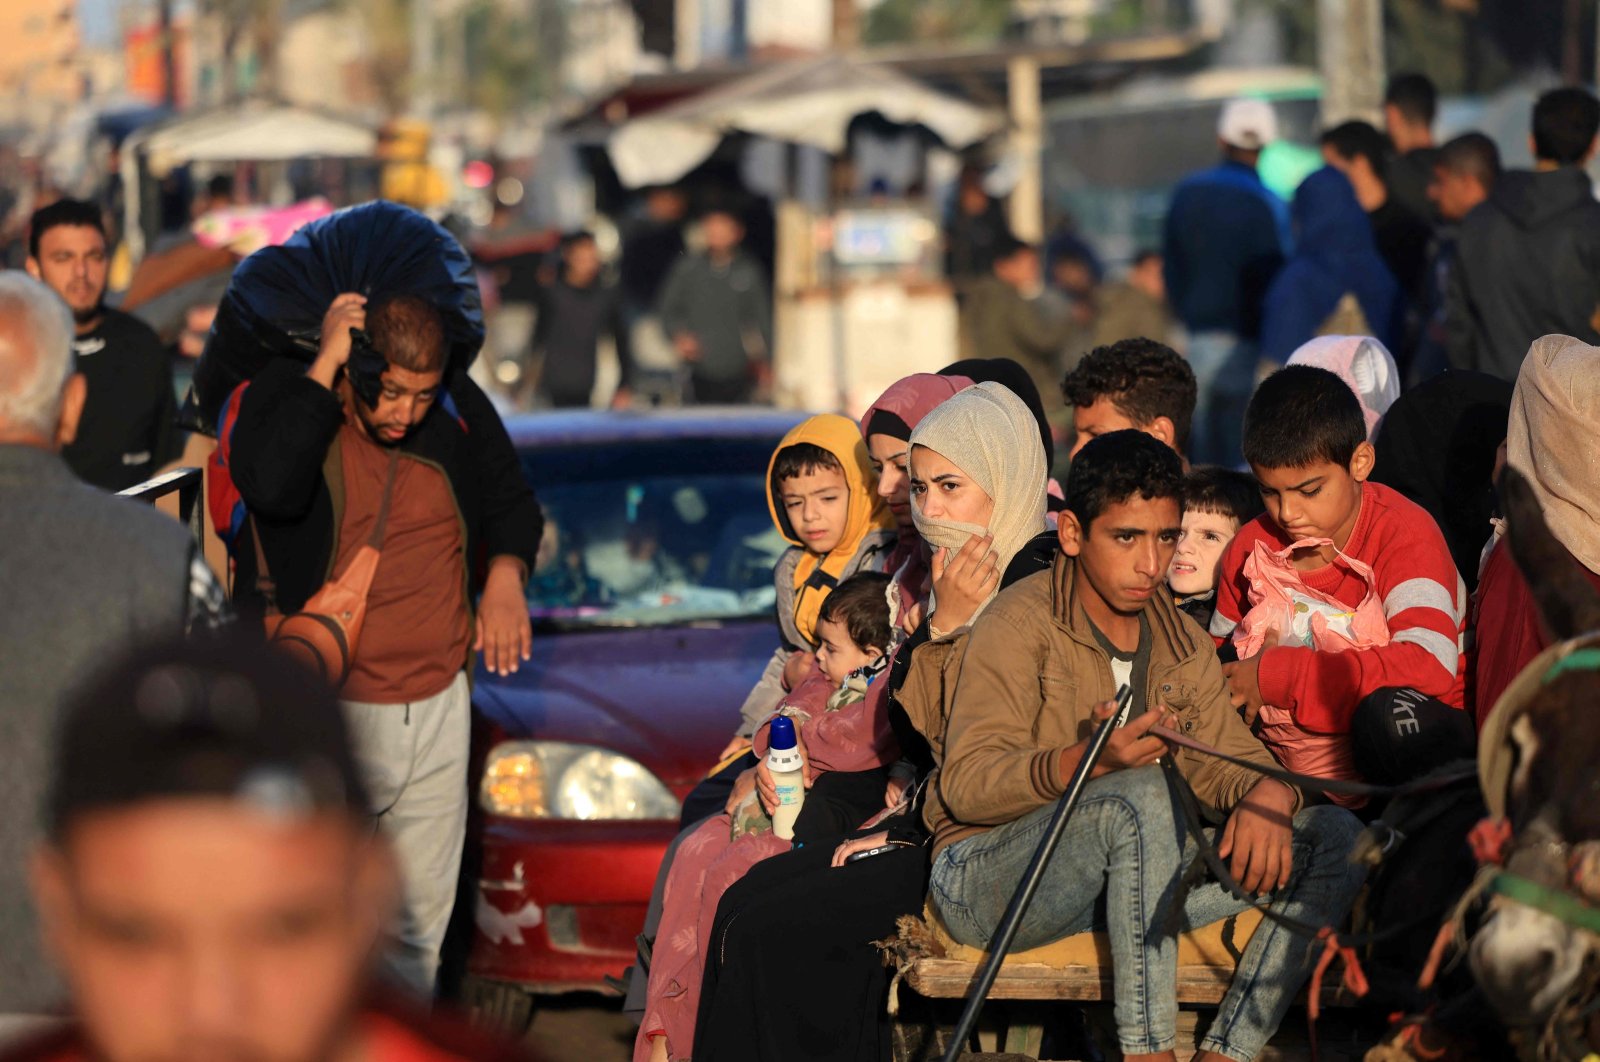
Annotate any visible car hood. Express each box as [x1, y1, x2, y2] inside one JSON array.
[[471, 621, 777, 792]]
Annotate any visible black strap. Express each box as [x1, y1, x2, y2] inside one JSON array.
[[803, 567, 839, 591], [1156, 729, 1478, 799], [1157, 757, 1438, 950], [252, 447, 400, 605]]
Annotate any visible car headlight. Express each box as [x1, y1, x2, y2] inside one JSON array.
[[480, 741, 680, 820]]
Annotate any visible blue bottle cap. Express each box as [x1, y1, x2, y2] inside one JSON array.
[[769, 715, 798, 751]]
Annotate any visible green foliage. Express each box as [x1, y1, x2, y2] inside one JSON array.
[[1239, 0, 1562, 98], [462, 0, 554, 117], [862, 0, 1013, 46], [338, 0, 560, 117]]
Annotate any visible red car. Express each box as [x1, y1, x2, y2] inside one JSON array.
[[459, 407, 804, 1032]]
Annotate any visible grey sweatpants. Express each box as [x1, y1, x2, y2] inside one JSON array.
[[343, 671, 470, 997]]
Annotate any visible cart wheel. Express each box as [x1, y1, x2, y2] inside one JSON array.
[[463, 975, 537, 1039]]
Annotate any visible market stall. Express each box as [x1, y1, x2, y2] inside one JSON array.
[[604, 55, 1003, 414]]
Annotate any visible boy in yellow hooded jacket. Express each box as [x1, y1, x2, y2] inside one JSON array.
[[726, 414, 897, 745]]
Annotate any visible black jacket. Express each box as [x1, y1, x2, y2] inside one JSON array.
[[62, 308, 182, 491], [225, 359, 542, 619], [532, 277, 632, 404], [1446, 167, 1600, 381]]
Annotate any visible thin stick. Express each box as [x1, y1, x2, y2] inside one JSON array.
[[939, 684, 1133, 1061]]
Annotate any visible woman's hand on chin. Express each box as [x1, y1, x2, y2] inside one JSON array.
[[928, 533, 999, 632]]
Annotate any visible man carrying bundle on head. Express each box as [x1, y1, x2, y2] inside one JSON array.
[[215, 289, 543, 997]]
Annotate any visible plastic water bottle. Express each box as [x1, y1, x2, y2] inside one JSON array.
[[767, 716, 805, 840]]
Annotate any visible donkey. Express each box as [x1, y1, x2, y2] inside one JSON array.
[[1468, 468, 1600, 1050]]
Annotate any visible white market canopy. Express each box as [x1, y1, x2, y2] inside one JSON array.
[[130, 102, 378, 167], [607, 55, 1004, 188], [120, 102, 378, 261]]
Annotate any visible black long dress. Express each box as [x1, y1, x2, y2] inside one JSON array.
[[693, 533, 1058, 1062]]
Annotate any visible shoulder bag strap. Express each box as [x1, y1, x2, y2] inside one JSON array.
[[366, 448, 401, 549], [252, 447, 400, 609]]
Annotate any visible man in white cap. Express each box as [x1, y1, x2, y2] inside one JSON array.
[[1162, 97, 1290, 466]]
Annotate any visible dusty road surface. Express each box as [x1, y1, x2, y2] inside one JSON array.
[[524, 994, 634, 1060], [510, 992, 1371, 1061]]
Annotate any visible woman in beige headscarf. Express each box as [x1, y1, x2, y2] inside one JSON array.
[[1472, 334, 1600, 724], [908, 380, 1053, 636]]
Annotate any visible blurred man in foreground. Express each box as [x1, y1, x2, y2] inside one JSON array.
[[7, 638, 532, 1062], [0, 271, 227, 1022]]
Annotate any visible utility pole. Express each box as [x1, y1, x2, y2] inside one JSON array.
[[1006, 56, 1044, 243], [831, 0, 858, 50], [410, 0, 436, 120], [674, 0, 700, 69], [1564, 0, 1582, 84], [1316, 0, 1384, 127], [158, 0, 177, 107], [731, 0, 747, 61]]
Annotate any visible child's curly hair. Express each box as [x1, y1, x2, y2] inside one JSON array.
[[817, 571, 893, 654]]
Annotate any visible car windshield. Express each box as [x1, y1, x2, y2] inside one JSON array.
[[520, 435, 790, 630]]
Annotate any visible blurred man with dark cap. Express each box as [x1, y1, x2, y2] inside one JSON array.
[[1163, 98, 1289, 465], [5, 638, 534, 1062]]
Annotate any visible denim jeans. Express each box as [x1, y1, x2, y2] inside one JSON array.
[[929, 766, 1365, 1060], [1186, 331, 1258, 468]]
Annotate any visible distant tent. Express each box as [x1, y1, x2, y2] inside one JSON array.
[[607, 54, 1002, 188]]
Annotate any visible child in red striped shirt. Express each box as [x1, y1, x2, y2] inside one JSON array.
[[1213, 365, 1476, 793]]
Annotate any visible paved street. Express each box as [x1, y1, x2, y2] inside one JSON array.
[[525, 994, 635, 1060]]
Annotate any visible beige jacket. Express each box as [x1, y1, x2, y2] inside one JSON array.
[[907, 552, 1291, 857]]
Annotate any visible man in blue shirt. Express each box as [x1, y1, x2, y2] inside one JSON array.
[[1163, 99, 1289, 465]]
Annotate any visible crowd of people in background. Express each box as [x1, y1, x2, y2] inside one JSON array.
[[1159, 77, 1600, 466], [929, 74, 1600, 477], [5, 64, 1600, 1062], [7, 69, 1594, 452]]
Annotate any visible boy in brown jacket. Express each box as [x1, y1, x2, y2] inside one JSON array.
[[927, 430, 1364, 1062]]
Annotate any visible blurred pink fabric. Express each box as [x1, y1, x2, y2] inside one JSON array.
[[1286, 334, 1400, 440], [1234, 536, 1390, 807], [638, 664, 895, 1061], [192, 198, 334, 255]]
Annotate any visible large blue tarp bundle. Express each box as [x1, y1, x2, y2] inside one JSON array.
[[191, 200, 482, 431]]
